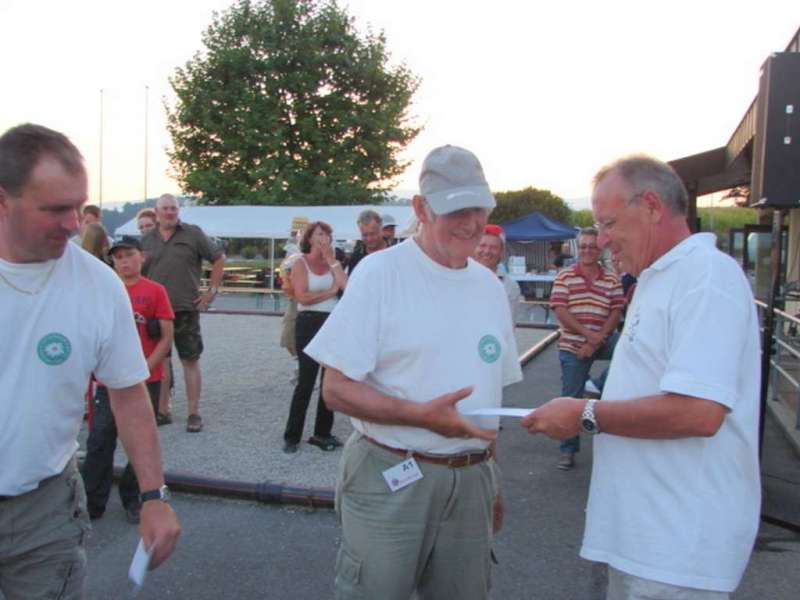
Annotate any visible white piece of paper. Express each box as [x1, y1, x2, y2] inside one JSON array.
[[462, 407, 534, 418], [128, 539, 151, 592]]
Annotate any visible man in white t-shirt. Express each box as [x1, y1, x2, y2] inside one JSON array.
[[523, 155, 760, 599], [0, 123, 181, 600], [305, 145, 522, 599]]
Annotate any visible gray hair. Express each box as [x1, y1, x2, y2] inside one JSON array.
[[357, 209, 382, 227], [157, 193, 178, 208], [592, 154, 688, 216], [578, 227, 598, 239]]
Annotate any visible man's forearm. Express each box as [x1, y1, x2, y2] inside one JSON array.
[[323, 369, 424, 426], [209, 255, 226, 289], [595, 393, 727, 438], [554, 307, 595, 339], [597, 309, 622, 339], [109, 383, 165, 491]]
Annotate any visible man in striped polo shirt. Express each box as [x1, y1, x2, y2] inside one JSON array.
[[549, 227, 624, 469]]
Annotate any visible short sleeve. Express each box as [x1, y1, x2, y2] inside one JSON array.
[[94, 276, 150, 389], [659, 283, 752, 409], [608, 276, 626, 310], [549, 271, 570, 308], [197, 229, 223, 262], [304, 260, 382, 382]]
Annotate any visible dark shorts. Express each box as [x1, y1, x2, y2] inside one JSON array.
[[174, 310, 203, 361]]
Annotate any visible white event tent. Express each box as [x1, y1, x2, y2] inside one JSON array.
[[114, 204, 415, 241]]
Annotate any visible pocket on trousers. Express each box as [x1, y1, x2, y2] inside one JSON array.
[[334, 546, 364, 599], [67, 468, 91, 538]]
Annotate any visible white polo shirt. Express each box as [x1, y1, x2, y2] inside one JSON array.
[[305, 238, 522, 455], [580, 233, 761, 592], [0, 243, 149, 496]]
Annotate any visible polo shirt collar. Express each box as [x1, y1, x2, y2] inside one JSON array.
[[573, 262, 607, 279], [645, 232, 716, 274]]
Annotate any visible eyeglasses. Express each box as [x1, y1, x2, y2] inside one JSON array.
[[578, 244, 598, 250], [593, 191, 645, 233]]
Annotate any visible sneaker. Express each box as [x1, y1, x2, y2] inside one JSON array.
[[557, 453, 575, 470], [186, 414, 203, 433], [125, 504, 141, 524]]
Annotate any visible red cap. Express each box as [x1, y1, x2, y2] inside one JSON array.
[[484, 224, 504, 237]]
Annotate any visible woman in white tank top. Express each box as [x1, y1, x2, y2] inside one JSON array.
[[282, 221, 348, 454]]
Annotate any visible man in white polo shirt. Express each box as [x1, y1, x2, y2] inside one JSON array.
[[523, 155, 760, 599], [306, 145, 522, 599], [0, 123, 180, 599]]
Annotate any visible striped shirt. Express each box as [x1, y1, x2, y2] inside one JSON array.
[[550, 264, 625, 353]]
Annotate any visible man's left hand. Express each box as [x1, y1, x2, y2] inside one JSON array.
[[140, 501, 181, 570], [522, 397, 584, 439], [194, 291, 216, 312]]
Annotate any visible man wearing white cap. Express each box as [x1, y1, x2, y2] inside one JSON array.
[[306, 145, 522, 599], [381, 212, 398, 246]]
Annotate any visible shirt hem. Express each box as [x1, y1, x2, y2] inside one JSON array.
[[579, 547, 739, 593]]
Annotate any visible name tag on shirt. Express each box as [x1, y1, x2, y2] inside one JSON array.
[[382, 458, 423, 492]]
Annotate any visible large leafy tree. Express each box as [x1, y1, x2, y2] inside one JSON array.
[[167, 0, 420, 205], [490, 186, 572, 225]]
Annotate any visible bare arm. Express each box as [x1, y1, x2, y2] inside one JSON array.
[[323, 367, 496, 441], [522, 393, 727, 440], [195, 253, 226, 310], [330, 262, 348, 291], [146, 320, 174, 374], [292, 259, 339, 305], [109, 383, 181, 568]]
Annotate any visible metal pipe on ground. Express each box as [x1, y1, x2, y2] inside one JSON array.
[[103, 330, 560, 510]]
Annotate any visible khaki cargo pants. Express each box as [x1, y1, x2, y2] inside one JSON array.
[[334, 433, 499, 600], [0, 456, 90, 600]]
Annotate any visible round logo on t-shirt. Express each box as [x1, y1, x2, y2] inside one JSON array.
[[37, 333, 72, 366], [478, 335, 501, 363]]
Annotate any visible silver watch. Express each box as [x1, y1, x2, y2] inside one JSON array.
[[580, 399, 600, 434]]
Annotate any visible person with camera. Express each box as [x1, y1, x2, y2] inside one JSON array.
[[81, 236, 175, 524]]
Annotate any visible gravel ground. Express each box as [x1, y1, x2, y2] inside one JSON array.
[[80, 314, 549, 489]]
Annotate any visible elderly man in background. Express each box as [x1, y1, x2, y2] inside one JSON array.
[[524, 155, 761, 599], [548, 227, 624, 470], [346, 209, 387, 274], [473, 223, 521, 324], [306, 145, 521, 599], [142, 193, 225, 433], [0, 123, 180, 599]]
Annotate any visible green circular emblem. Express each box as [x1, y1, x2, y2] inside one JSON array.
[[37, 333, 72, 366], [478, 334, 501, 364]]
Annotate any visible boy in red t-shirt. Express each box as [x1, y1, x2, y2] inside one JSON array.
[[81, 236, 175, 523]]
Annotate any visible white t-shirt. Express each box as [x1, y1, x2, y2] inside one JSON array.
[[305, 238, 522, 455], [581, 234, 761, 592], [0, 243, 149, 495]]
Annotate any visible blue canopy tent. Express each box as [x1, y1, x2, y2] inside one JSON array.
[[500, 211, 577, 241]]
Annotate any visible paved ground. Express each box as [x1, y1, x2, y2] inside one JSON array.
[[67, 321, 800, 600], [80, 314, 548, 488]]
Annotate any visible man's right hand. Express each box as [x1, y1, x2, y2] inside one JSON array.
[[583, 330, 605, 347], [140, 500, 181, 569], [418, 386, 497, 441]]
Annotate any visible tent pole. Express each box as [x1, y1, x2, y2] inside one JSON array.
[[270, 238, 275, 290]]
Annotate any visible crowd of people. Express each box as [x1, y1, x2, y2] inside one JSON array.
[[0, 122, 761, 600]]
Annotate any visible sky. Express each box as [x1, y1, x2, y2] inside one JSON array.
[[1, 0, 798, 210]]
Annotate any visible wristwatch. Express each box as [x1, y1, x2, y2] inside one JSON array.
[[580, 400, 600, 434], [140, 485, 171, 504], [209, 286, 219, 295]]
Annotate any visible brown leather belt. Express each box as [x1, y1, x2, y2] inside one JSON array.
[[364, 435, 492, 468]]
